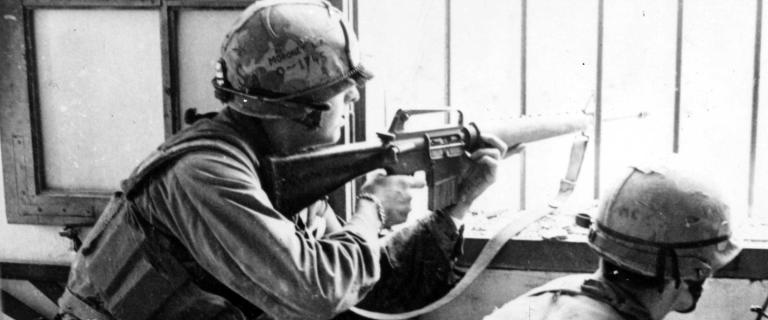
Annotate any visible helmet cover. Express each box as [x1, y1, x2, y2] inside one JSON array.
[[216, 0, 372, 120], [589, 157, 741, 283]]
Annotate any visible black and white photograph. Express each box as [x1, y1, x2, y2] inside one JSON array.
[[1, 0, 767, 319]]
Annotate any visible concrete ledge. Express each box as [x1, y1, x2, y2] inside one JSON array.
[[459, 238, 768, 280]]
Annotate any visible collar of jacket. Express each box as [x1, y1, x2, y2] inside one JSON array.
[[580, 277, 653, 320], [214, 107, 276, 157]]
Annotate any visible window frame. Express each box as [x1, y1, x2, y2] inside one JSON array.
[[0, 0, 361, 225], [354, 0, 768, 280], [450, 0, 765, 280]]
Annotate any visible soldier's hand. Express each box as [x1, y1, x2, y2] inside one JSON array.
[[360, 172, 426, 228], [450, 134, 517, 219]]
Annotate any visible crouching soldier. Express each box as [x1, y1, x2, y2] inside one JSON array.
[[484, 157, 741, 320]]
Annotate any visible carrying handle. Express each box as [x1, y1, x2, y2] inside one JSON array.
[[387, 109, 463, 133]]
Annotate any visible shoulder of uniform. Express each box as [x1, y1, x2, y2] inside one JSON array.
[[548, 294, 625, 320], [484, 287, 623, 320], [526, 274, 593, 296], [172, 147, 259, 179]]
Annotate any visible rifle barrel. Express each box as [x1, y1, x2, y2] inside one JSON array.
[[476, 113, 592, 149]]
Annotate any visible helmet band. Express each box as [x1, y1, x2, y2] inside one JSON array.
[[593, 222, 730, 250], [592, 222, 730, 286]]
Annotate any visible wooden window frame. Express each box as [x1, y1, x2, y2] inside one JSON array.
[[0, 0, 362, 225]]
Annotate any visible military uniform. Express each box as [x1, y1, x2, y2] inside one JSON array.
[[484, 274, 652, 320], [58, 108, 464, 320]]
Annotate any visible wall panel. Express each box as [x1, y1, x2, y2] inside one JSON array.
[[34, 9, 164, 191], [525, 0, 598, 211], [451, 0, 523, 213], [357, 0, 447, 137], [600, 0, 678, 195], [177, 9, 241, 126], [678, 0, 755, 218]]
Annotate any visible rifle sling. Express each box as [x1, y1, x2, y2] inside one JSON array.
[[350, 133, 590, 319], [549, 133, 590, 209]]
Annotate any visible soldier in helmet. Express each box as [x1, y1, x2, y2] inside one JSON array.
[[484, 157, 741, 320], [57, 0, 507, 319]]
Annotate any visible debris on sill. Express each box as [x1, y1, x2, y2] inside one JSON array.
[[740, 219, 768, 248], [464, 202, 597, 242], [464, 203, 768, 247]]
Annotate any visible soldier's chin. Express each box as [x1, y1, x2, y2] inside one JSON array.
[[676, 301, 697, 314], [677, 279, 704, 314]]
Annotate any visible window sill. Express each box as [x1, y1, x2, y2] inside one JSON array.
[[459, 209, 768, 280]]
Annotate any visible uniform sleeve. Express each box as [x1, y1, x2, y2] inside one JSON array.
[[139, 150, 382, 320], [348, 209, 464, 314]]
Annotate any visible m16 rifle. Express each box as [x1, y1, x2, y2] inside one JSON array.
[[261, 109, 594, 215]]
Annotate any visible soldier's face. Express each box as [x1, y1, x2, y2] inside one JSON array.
[[315, 84, 359, 145]]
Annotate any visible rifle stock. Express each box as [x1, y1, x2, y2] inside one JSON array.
[[261, 110, 593, 215]]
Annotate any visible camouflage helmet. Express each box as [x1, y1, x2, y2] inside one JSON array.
[[588, 157, 741, 284], [214, 0, 372, 124]]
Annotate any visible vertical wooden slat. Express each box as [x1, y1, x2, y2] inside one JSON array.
[[594, 0, 604, 198], [327, 0, 352, 219], [161, 3, 180, 136], [445, 0, 451, 107], [1, 0, 29, 223], [673, 0, 684, 153], [351, 0, 366, 144], [23, 7, 45, 194], [750, 0, 763, 216], [519, 0, 527, 210]]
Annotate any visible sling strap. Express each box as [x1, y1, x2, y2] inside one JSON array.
[[351, 133, 590, 319]]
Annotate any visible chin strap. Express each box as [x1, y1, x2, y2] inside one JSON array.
[[350, 133, 590, 319]]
